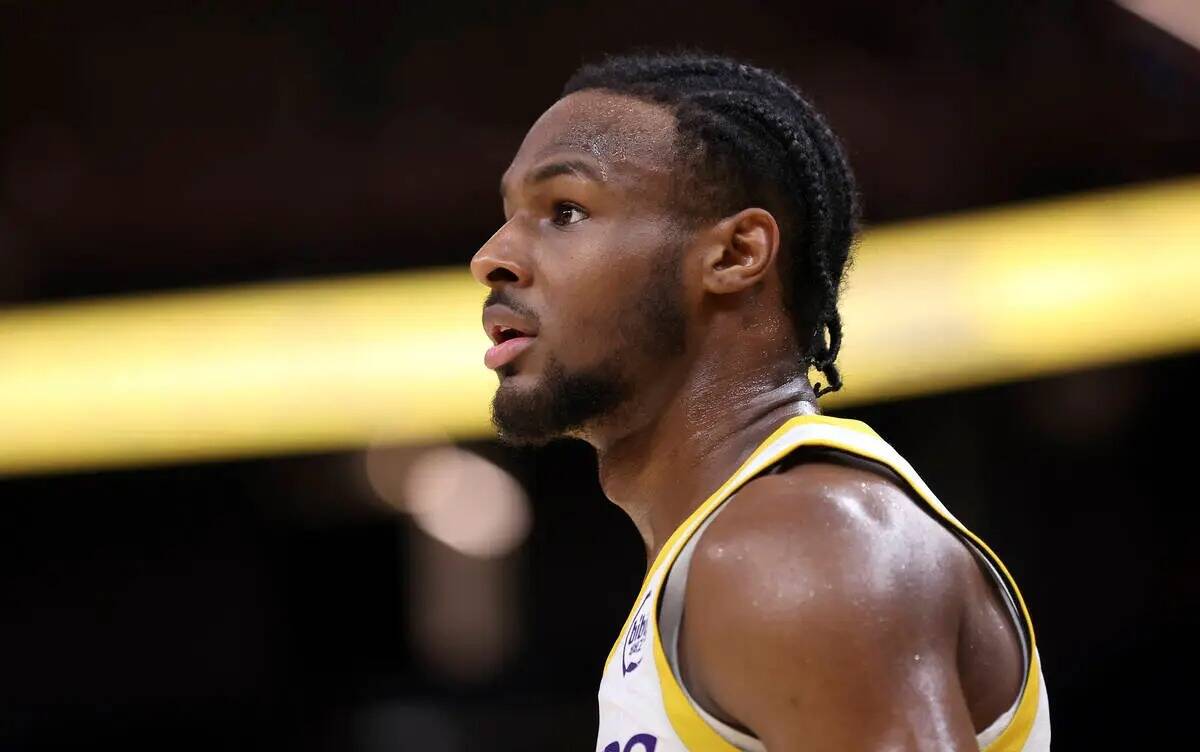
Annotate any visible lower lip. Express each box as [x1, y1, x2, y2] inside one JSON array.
[[484, 336, 536, 370]]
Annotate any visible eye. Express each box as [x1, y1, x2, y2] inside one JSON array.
[[551, 202, 588, 227]]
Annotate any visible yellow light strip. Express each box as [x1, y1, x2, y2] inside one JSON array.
[[1, 177, 1198, 476], [841, 176, 1200, 402]]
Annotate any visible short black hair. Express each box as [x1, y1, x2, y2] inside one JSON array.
[[562, 52, 859, 396]]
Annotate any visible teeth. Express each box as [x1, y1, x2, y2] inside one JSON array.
[[496, 326, 519, 343], [493, 324, 531, 343]]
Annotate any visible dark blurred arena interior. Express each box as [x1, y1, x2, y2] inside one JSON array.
[[2, 2, 1199, 750]]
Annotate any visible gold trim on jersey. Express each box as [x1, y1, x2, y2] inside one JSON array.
[[604, 415, 865, 669], [604, 414, 1041, 751]]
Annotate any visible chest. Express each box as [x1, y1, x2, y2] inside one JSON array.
[[595, 582, 686, 752]]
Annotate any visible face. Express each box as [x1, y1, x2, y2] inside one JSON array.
[[471, 90, 693, 446]]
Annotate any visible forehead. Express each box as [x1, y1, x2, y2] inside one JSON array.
[[504, 90, 680, 188]]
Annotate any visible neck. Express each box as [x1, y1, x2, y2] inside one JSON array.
[[591, 352, 818, 567]]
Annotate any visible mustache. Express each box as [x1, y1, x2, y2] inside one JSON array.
[[483, 289, 540, 325]]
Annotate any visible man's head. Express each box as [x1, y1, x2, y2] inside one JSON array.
[[471, 52, 859, 446]]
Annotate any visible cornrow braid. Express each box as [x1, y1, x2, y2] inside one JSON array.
[[563, 52, 859, 397]]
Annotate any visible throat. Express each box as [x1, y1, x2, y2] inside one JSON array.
[[595, 385, 819, 566]]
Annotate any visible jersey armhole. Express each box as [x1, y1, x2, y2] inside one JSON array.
[[656, 444, 1034, 751], [658, 501, 765, 752]]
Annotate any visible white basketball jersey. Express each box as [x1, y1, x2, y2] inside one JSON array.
[[595, 414, 1051, 751]]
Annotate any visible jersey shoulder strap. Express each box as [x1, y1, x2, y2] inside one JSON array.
[[645, 414, 1045, 752]]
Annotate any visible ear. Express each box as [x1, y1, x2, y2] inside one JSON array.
[[699, 208, 781, 295]]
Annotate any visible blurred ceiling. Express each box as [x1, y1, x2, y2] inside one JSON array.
[[1, 0, 1198, 303]]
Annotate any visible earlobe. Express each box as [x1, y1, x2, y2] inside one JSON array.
[[702, 208, 781, 295]]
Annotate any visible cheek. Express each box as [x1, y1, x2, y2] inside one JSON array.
[[541, 274, 623, 362], [539, 224, 656, 357]]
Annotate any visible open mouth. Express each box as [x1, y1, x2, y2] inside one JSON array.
[[482, 304, 539, 370], [493, 325, 530, 344], [485, 326, 538, 370]]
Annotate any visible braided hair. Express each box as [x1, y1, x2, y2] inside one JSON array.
[[562, 52, 860, 396]]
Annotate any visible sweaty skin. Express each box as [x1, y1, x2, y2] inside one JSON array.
[[471, 90, 1022, 750]]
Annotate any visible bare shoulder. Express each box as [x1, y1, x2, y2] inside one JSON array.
[[678, 460, 984, 751], [688, 459, 975, 621]]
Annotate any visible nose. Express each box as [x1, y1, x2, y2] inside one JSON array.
[[471, 223, 531, 290]]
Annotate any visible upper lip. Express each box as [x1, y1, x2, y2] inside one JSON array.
[[482, 304, 539, 345]]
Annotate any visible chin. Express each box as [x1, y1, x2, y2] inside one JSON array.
[[490, 355, 626, 447], [491, 378, 550, 443], [495, 367, 541, 393]]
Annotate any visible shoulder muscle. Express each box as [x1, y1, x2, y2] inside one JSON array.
[[679, 461, 979, 751]]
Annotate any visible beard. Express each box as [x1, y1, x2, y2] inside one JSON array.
[[491, 249, 687, 446]]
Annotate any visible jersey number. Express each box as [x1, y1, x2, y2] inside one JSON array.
[[603, 733, 658, 752]]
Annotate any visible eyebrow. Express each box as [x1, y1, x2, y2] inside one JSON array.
[[500, 158, 605, 200]]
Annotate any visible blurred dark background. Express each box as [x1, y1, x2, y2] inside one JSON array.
[[1, 2, 1198, 750]]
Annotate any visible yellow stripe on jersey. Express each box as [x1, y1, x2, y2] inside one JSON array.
[[987, 658, 1040, 752], [603, 414, 875, 671], [653, 636, 741, 751], [788, 423, 1041, 750], [614, 414, 1040, 750]]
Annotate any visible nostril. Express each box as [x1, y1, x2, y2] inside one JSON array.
[[487, 268, 519, 283]]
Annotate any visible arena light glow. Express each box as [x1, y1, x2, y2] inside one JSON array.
[[1, 177, 1198, 475], [1117, 0, 1200, 50], [393, 447, 531, 559]]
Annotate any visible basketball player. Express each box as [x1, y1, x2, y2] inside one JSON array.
[[471, 53, 1050, 751]]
